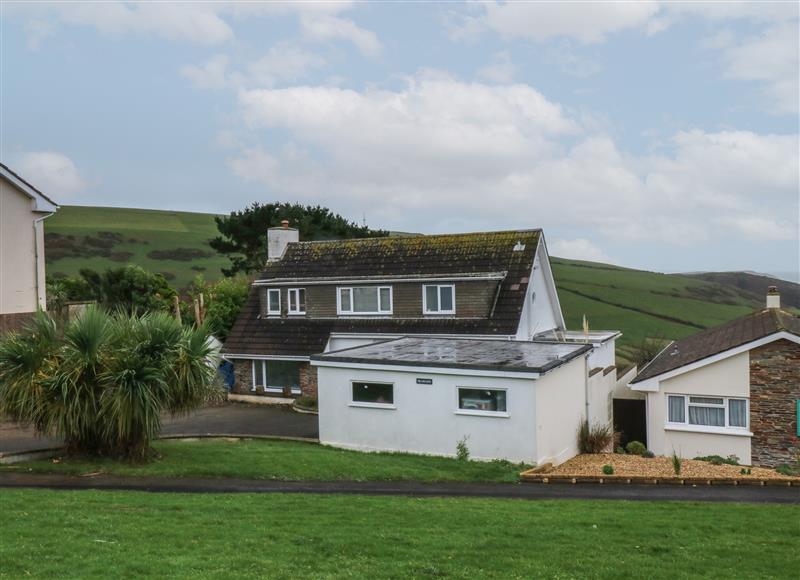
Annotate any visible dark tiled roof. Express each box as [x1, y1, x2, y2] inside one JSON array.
[[313, 337, 591, 374], [258, 230, 540, 278], [223, 230, 541, 357], [632, 308, 800, 383]]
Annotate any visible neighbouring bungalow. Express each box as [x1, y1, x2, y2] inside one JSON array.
[[0, 163, 58, 334], [629, 287, 800, 467], [223, 224, 619, 464]]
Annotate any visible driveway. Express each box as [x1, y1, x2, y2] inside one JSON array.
[[0, 402, 318, 454]]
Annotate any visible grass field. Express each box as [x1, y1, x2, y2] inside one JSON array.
[[0, 438, 526, 483], [1, 489, 797, 578], [45, 206, 798, 357]]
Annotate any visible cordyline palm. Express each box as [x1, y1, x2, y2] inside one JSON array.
[[0, 307, 221, 460]]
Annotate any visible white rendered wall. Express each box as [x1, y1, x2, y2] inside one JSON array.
[[534, 356, 587, 465], [587, 369, 615, 428], [517, 249, 560, 340], [317, 365, 540, 463], [646, 352, 751, 463], [586, 339, 616, 368], [0, 180, 39, 314]]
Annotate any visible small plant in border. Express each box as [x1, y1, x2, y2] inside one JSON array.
[[641, 450, 655, 458], [456, 435, 470, 461], [671, 450, 682, 476], [625, 441, 646, 456], [577, 420, 613, 454], [740, 468, 752, 475], [602, 464, 614, 475]]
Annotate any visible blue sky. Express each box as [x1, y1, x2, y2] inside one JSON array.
[[2, 1, 798, 280]]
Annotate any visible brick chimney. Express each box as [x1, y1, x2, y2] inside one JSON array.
[[766, 286, 780, 309], [267, 220, 299, 261]]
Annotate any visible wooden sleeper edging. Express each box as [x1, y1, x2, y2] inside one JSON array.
[[519, 470, 799, 486]]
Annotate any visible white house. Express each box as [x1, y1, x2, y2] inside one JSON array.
[[629, 288, 800, 467], [0, 163, 58, 332], [222, 226, 619, 464]]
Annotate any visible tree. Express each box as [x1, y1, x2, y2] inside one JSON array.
[[211, 202, 388, 276], [0, 307, 221, 459], [181, 275, 250, 340], [48, 265, 176, 314]]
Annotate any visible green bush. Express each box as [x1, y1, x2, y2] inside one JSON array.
[[602, 464, 614, 475], [776, 464, 800, 476], [671, 451, 682, 476], [625, 441, 647, 456], [577, 421, 613, 454], [615, 447, 625, 454], [456, 436, 470, 461], [642, 450, 655, 458], [740, 468, 752, 475], [694, 455, 739, 466], [0, 307, 221, 460]]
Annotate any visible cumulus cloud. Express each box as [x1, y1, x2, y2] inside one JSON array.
[[228, 73, 798, 247], [181, 55, 229, 90], [12, 1, 380, 54], [549, 239, 613, 263], [15, 151, 87, 198], [477, 51, 516, 83]]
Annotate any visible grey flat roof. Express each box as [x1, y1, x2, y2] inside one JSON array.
[[312, 337, 592, 374]]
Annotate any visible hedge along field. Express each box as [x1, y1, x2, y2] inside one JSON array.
[[45, 206, 229, 289]]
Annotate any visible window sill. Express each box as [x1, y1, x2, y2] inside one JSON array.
[[665, 424, 752, 437], [424, 311, 456, 316], [287, 312, 306, 316], [455, 410, 510, 419], [349, 402, 396, 410]]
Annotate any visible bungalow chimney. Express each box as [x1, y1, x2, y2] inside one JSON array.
[[766, 286, 780, 309], [267, 220, 298, 262]]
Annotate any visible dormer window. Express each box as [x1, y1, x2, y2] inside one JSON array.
[[288, 288, 306, 315], [423, 284, 455, 315], [267, 289, 281, 316], [338, 286, 392, 315]]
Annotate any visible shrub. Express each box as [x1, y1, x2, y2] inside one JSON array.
[[577, 421, 613, 454], [642, 450, 655, 458], [625, 441, 647, 456], [694, 455, 739, 466], [602, 464, 614, 475], [615, 446, 625, 454], [294, 396, 318, 410], [0, 307, 221, 460], [456, 436, 470, 461], [740, 468, 752, 475], [671, 451, 682, 476], [776, 464, 800, 476]]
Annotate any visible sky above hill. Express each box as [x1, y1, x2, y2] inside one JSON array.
[[2, 1, 798, 280]]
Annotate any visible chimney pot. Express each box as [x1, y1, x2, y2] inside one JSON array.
[[281, 219, 289, 229], [766, 286, 780, 309]]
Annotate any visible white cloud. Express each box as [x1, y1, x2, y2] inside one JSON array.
[[24, 19, 55, 49], [180, 55, 229, 90], [720, 22, 799, 114], [229, 73, 798, 247], [12, 1, 380, 54], [477, 52, 516, 83], [15, 151, 87, 198], [242, 43, 326, 87], [550, 239, 613, 263]]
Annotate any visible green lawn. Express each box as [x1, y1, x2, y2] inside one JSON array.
[[0, 438, 526, 483], [1, 490, 797, 579]]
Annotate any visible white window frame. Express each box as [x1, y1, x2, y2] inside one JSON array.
[[337, 286, 393, 315], [349, 380, 396, 409], [251, 360, 301, 394], [665, 394, 750, 434], [266, 288, 281, 316], [454, 386, 509, 418], [287, 288, 306, 315], [423, 284, 456, 315]]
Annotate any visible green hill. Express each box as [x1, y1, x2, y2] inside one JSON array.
[[45, 206, 798, 360]]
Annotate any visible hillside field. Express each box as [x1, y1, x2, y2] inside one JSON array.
[[45, 206, 798, 360]]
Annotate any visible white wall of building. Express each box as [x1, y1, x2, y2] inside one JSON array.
[[317, 365, 539, 462], [535, 356, 589, 465], [0, 179, 42, 314], [645, 352, 751, 463]]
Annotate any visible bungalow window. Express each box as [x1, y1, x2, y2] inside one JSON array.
[[457, 387, 508, 416], [338, 286, 392, 315], [288, 288, 306, 315], [351, 381, 394, 407], [423, 284, 455, 314], [252, 360, 301, 394], [667, 395, 748, 430], [266, 289, 281, 316]]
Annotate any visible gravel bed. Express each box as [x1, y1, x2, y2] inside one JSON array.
[[545, 454, 798, 480]]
